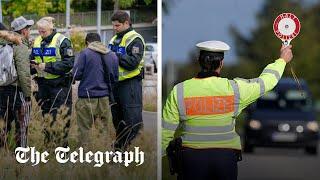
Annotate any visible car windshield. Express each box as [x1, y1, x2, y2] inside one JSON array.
[[255, 90, 313, 111]]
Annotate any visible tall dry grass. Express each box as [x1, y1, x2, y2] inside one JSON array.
[[0, 86, 157, 179], [0, 28, 158, 178]]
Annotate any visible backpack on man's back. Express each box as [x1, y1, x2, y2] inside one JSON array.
[[0, 44, 17, 86]]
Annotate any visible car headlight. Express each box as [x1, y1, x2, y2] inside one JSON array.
[[278, 123, 290, 132], [249, 120, 261, 130], [306, 121, 319, 132], [296, 125, 304, 133]]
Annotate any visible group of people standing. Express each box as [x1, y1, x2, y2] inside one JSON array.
[[0, 10, 145, 152]]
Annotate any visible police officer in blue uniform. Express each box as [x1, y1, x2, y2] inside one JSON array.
[[108, 11, 145, 151], [30, 17, 74, 147]]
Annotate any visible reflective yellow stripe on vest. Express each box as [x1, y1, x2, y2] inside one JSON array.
[[110, 30, 145, 81], [33, 33, 67, 79], [176, 80, 242, 150]]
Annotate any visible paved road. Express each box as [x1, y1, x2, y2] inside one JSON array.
[[238, 143, 320, 180]]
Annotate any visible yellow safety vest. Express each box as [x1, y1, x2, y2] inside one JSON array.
[[162, 59, 287, 155], [109, 30, 145, 81], [32, 33, 67, 79]]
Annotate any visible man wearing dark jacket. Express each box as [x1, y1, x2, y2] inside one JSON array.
[[73, 33, 118, 145], [30, 17, 74, 146], [108, 10, 145, 151]]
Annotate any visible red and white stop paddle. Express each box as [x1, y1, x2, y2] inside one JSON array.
[[274, 13, 303, 96], [273, 13, 301, 46]]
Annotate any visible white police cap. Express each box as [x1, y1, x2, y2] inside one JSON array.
[[196, 41, 230, 52]]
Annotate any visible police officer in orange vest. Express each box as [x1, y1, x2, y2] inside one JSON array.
[[162, 41, 293, 180]]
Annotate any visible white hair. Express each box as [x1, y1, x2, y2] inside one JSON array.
[[36, 17, 55, 30]]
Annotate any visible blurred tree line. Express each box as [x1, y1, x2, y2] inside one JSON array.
[[3, 0, 66, 17], [2, 0, 156, 18], [163, 0, 320, 102], [230, 0, 320, 99]]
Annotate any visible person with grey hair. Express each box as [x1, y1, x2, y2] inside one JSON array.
[[30, 16, 74, 147], [0, 16, 33, 149]]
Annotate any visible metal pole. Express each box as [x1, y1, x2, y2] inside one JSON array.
[[0, 0, 3, 23], [102, 31, 107, 45], [97, 0, 101, 35], [66, 0, 70, 29]]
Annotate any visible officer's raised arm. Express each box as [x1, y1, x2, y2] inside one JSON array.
[[233, 44, 293, 114]]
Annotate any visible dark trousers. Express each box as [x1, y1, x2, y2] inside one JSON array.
[[36, 80, 72, 147], [111, 78, 143, 150], [178, 148, 239, 180], [37, 81, 72, 118], [0, 85, 29, 148]]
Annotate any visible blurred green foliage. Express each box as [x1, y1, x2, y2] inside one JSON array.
[[69, 27, 86, 53], [3, 0, 55, 17], [230, 0, 320, 99], [118, 0, 136, 9], [2, 0, 156, 18]]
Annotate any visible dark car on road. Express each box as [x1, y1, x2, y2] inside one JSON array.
[[243, 78, 319, 155]]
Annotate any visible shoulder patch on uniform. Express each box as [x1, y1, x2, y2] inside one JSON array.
[[132, 46, 140, 54], [67, 48, 74, 56]]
